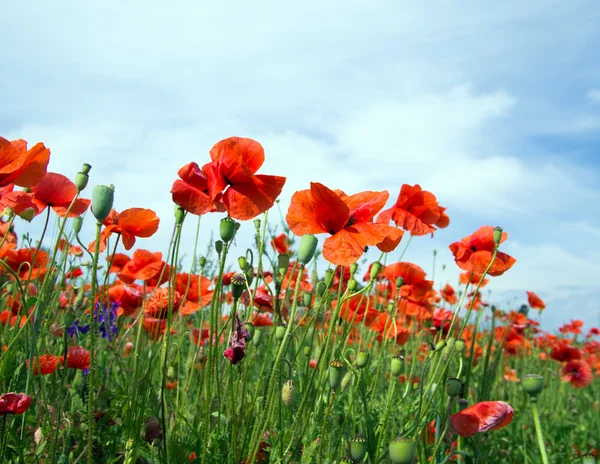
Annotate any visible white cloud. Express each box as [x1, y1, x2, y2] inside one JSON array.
[[587, 89, 600, 104]]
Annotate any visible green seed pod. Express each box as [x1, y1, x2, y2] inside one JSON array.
[[329, 359, 345, 390], [281, 380, 294, 406], [395, 277, 404, 289], [435, 340, 447, 351], [243, 322, 255, 341], [341, 371, 354, 391], [198, 256, 206, 267], [73, 216, 84, 234], [91, 184, 115, 222], [340, 458, 354, 463], [390, 356, 403, 377], [278, 253, 290, 275], [220, 217, 236, 242], [253, 218, 261, 230], [252, 328, 264, 347], [493, 226, 503, 246], [521, 374, 544, 399], [446, 378, 462, 398], [348, 278, 357, 292], [303, 346, 311, 357], [389, 437, 415, 464], [297, 234, 318, 265], [74, 172, 89, 193], [350, 434, 367, 462], [350, 263, 358, 275], [215, 240, 223, 255], [454, 339, 465, 354], [302, 291, 313, 307], [73, 289, 85, 310], [174, 205, 185, 225], [238, 256, 248, 271], [231, 274, 246, 301], [275, 323, 286, 342], [356, 351, 369, 369], [370, 261, 382, 281], [582, 454, 597, 464]]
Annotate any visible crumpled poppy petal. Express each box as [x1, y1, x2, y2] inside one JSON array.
[[344, 190, 388, 223], [310, 182, 349, 234], [171, 179, 214, 215], [322, 229, 365, 266], [209, 137, 265, 174], [119, 208, 160, 238], [223, 174, 286, 221]]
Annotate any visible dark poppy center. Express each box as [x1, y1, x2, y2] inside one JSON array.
[[223, 175, 232, 186], [345, 215, 357, 228], [470, 246, 477, 252]]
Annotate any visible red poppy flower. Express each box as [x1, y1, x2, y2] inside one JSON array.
[[117, 249, 164, 283], [203, 137, 286, 220], [4, 247, 50, 280], [108, 282, 143, 317], [449, 226, 516, 276], [0, 184, 40, 218], [459, 271, 489, 288], [527, 291, 545, 310], [0, 392, 32, 415], [26, 354, 59, 375], [176, 273, 213, 306], [562, 359, 592, 388], [251, 312, 273, 327], [286, 182, 404, 266], [171, 162, 226, 215], [550, 342, 581, 363], [440, 284, 457, 305], [559, 319, 584, 335], [142, 316, 168, 341], [0, 137, 50, 188], [90, 208, 160, 251], [108, 253, 131, 274], [61, 345, 91, 370], [377, 184, 449, 236], [30, 173, 90, 218], [144, 287, 182, 319], [449, 401, 514, 437], [271, 233, 290, 254]]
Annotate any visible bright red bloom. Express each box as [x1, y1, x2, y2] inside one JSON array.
[[90, 208, 160, 251], [527, 291, 545, 310], [0, 393, 32, 415], [4, 247, 50, 280], [550, 343, 581, 363], [559, 319, 584, 335], [203, 137, 286, 220], [108, 282, 143, 317], [286, 182, 404, 266], [449, 226, 516, 276], [117, 249, 164, 283], [0, 137, 50, 188], [0, 184, 40, 218], [30, 173, 90, 217], [271, 233, 290, 254], [108, 253, 131, 274], [144, 287, 182, 319], [26, 354, 59, 375], [377, 184, 449, 236], [171, 162, 226, 215], [562, 360, 592, 388], [449, 401, 514, 438], [440, 284, 457, 305], [61, 346, 91, 370]]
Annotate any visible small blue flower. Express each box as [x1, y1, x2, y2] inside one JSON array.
[[95, 301, 120, 341], [67, 320, 90, 338]]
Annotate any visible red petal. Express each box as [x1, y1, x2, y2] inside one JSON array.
[[310, 182, 349, 235], [286, 189, 327, 235]]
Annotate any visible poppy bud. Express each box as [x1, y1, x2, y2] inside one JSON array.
[[253, 219, 261, 230], [297, 234, 318, 265], [303, 346, 311, 357], [455, 339, 465, 354], [238, 256, 248, 271], [395, 277, 404, 288], [350, 263, 358, 275], [174, 205, 185, 225], [370, 261, 382, 281], [252, 328, 263, 347], [167, 365, 176, 380], [2, 207, 14, 218], [302, 291, 312, 308], [316, 281, 327, 297], [350, 434, 367, 462], [215, 240, 223, 255], [356, 351, 369, 369], [275, 323, 286, 342], [341, 371, 354, 391], [198, 256, 206, 267], [231, 274, 246, 301], [390, 356, 403, 377], [19, 207, 36, 223], [442, 337, 456, 362], [325, 269, 335, 287], [389, 438, 415, 464], [387, 302, 394, 313], [518, 304, 529, 316], [74, 172, 89, 193], [446, 378, 462, 398], [244, 322, 255, 341], [348, 278, 357, 292], [493, 226, 503, 246], [277, 253, 289, 275], [521, 374, 544, 399], [435, 340, 447, 351], [329, 359, 345, 390], [73, 216, 84, 234], [197, 345, 206, 363], [220, 217, 236, 243], [91, 184, 115, 222], [281, 380, 294, 406]]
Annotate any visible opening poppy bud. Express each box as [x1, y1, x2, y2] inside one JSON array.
[[348, 278, 357, 292], [455, 339, 465, 354], [356, 351, 369, 369], [370, 261, 382, 281], [350, 434, 368, 462], [329, 359, 345, 390], [302, 291, 312, 307], [231, 274, 246, 301], [253, 218, 261, 230], [316, 281, 327, 297], [243, 322, 255, 341], [521, 374, 544, 399], [174, 205, 185, 225], [252, 328, 263, 347], [389, 438, 415, 464], [391, 356, 403, 377], [74, 171, 89, 192], [220, 217, 236, 243], [341, 371, 354, 391], [277, 253, 290, 275], [238, 256, 248, 271], [395, 277, 404, 288], [91, 184, 115, 222], [215, 240, 223, 255], [435, 340, 447, 351], [325, 269, 335, 287], [493, 226, 503, 246], [447, 378, 462, 398], [350, 263, 358, 275], [281, 380, 294, 406], [275, 323, 287, 342], [198, 256, 206, 267], [19, 207, 36, 223], [73, 216, 84, 234], [297, 234, 318, 265]]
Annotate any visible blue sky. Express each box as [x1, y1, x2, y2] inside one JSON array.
[[1, 1, 599, 330]]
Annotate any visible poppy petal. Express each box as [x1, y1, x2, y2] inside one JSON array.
[[310, 182, 349, 235]]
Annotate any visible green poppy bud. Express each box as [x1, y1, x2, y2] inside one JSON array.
[[231, 274, 246, 300], [220, 217, 236, 242], [395, 277, 404, 289], [316, 281, 327, 297], [198, 256, 206, 267], [493, 226, 503, 246], [302, 291, 313, 307], [275, 323, 286, 342], [350, 263, 358, 275], [243, 322, 254, 341], [521, 374, 544, 399], [370, 261, 382, 281], [329, 359, 345, 390], [91, 184, 115, 222], [278, 253, 290, 275], [356, 351, 369, 369], [455, 339, 465, 354], [253, 219, 261, 230], [167, 365, 176, 380], [252, 328, 264, 347], [174, 205, 185, 225], [73, 216, 84, 234], [325, 269, 335, 287], [303, 346, 311, 357], [341, 371, 354, 391], [238, 256, 248, 271], [348, 278, 357, 292], [281, 380, 294, 406], [215, 240, 223, 255], [18, 207, 36, 222], [435, 340, 447, 351], [390, 356, 403, 377], [442, 337, 456, 362], [297, 234, 318, 265], [74, 172, 89, 193], [389, 438, 415, 464], [446, 378, 462, 398], [350, 434, 367, 462]]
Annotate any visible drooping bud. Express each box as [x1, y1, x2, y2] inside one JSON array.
[[348, 278, 357, 292], [356, 351, 369, 369], [341, 371, 354, 391], [252, 328, 263, 347], [493, 226, 503, 246], [302, 291, 313, 308], [91, 184, 115, 222], [329, 359, 345, 390], [297, 234, 318, 265], [350, 263, 358, 276], [521, 374, 544, 400], [350, 435, 368, 462], [434, 340, 447, 351], [238, 256, 248, 271], [231, 274, 246, 301], [282, 380, 294, 406], [325, 269, 335, 287], [370, 261, 382, 281], [277, 253, 290, 275], [174, 205, 185, 225], [389, 438, 415, 464], [220, 217, 236, 243], [446, 378, 462, 398], [73, 216, 84, 234], [215, 240, 223, 255], [303, 346, 311, 357], [275, 323, 287, 342], [19, 208, 36, 222], [316, 281, 327, 297]]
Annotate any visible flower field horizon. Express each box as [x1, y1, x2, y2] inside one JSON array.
[[0, 135, 598, 463]]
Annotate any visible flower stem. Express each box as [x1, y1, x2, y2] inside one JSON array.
[[531, 400, 549, 464]]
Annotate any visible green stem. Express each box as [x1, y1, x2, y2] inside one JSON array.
[[531, 401, 549, 464]]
